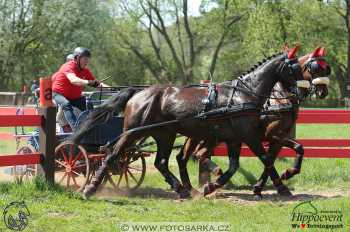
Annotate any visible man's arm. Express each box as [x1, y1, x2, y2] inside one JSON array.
[[66, 73, 89, 86]]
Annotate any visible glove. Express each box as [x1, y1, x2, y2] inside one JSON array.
[[87, 80, 100, 87]]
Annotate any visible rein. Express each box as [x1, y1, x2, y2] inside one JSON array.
[[222, 78, 297, 101]]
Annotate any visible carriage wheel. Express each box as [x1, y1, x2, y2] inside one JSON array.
[[14, 145, 37, 182], [54, 141, 90, 192], [104, 155, 146, 192]]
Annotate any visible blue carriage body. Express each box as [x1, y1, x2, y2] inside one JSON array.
[[25, 90, 125, 151], [76, 110, 124, 146]]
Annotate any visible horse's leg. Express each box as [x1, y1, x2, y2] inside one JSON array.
[[176, 138, 199, 195], [253, 135, 304, 198], [276, 136, 304, 180], [203, 142, 241, 196], [253, 142, 282, 200], [154, 134, 190, 198], [194, 145, 223, 176], [245, 139, 292, 197], [83, 131, 139, 199]]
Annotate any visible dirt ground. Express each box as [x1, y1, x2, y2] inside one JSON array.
[[1, 165, 349, 205], [93, 184, 350, 205]]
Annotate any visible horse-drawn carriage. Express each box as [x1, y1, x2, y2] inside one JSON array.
[[13, 89, 152, 192], [13, 46, 331, 200]]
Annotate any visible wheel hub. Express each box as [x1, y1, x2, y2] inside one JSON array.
[[65, 165, 72, 172]]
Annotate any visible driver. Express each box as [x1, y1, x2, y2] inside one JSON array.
[[52, 47, 108, 130]]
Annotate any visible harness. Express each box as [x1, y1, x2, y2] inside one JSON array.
[[201, 82, 218, 112], [196, 102, 259, 120], [196, 53, 304, 126]]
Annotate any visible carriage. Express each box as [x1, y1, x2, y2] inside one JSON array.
[[12, 46, 331, 199], [13, 88, 153, 192]]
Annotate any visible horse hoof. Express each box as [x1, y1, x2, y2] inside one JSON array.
[[190, 188, 202, 198], [83, 184, 97, 200], [253, 194, 263, 201], [179, 189, 191, 199], [203, 183, 217, 196], [277, 185, 292, 197]]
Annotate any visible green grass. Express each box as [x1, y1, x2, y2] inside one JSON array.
[[0, 126, 35, 133], [297, 124, 350, 138], [0, 178, 349, 232], [0, 124, 349, 231]]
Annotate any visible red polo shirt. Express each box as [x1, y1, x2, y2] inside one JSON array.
[[52, 60, 95, 100]]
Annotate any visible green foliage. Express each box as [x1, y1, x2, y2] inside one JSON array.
[[0, 0, 349, 104]]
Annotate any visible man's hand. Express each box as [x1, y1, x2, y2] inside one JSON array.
[[87, 80, 100, 87]]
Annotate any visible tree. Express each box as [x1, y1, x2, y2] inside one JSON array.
[[332, 0, 350, 99], [113, 0, 243, 85]]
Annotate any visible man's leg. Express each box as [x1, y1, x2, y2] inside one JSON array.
[[69, 96, 87, 129], [53, 92, 78, 130], [71, 96, 87, 112]]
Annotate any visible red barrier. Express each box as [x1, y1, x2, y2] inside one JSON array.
[[0, 154, 41, 167], [214, 145, 350, 158], [213, 110, 350, 158], [0, 115, 42, 127], [297, 110, 350, 123], [0, 86, 56, 184]]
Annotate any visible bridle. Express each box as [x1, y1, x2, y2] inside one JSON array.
[[225, 55, 302, 104], [300, 56, 330, 96]]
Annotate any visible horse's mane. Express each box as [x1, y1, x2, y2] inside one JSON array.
[[236, 52, 284, 78]]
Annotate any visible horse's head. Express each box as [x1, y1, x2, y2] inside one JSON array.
[[274, 45, 304, 98], [298, 47, 331, 99], [237, 45, 303, 106]]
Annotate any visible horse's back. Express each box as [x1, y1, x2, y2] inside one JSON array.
[[123, 84, 207, 129]]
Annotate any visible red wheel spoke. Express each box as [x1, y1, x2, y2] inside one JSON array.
[[71, 170, 84, 177], [72, 152, 83, 166], [66, 174, 71, 187], [69, 144, 74, 163], [108, 175, 119, 190], [127, 169, 138, 183], [71, 175, 79, 187], [59, 149, 69, 164], [73, 164, 87, 169], [88, 171, 95, 183], [58, 173, 67, 184], [124, 171, 130, 188], [116, 172, 123, 188], [128, 166, 142, 172], [55, 159, 69, 168]]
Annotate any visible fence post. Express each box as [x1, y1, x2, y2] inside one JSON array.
[[39, 77, 56, 185]]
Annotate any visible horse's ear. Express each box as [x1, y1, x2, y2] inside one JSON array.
[[283, 43, 289, 53], [310, 47, 321, 58], [287, 44, 300, 59], [318, 47, 326, 57]]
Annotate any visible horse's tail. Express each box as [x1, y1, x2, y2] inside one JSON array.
[[70, 87, 137, 143]]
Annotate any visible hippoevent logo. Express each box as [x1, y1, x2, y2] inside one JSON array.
[[3, 201, 30, 231], [290, 201, 343, 230]]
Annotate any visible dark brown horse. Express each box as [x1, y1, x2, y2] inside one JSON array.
[[178, 47, 331, 198], [81, 47, 304, 199]]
